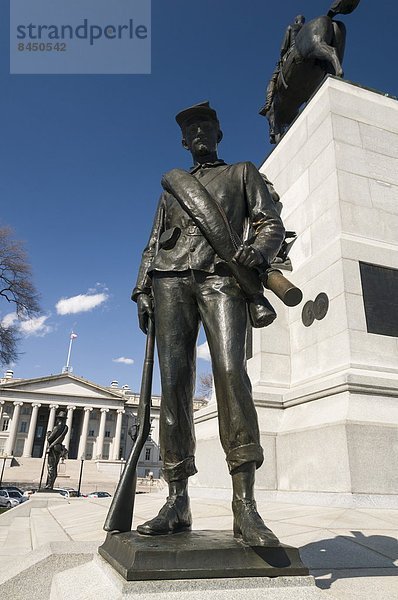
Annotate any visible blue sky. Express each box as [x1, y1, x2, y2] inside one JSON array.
[[0, 0, 397, 393]]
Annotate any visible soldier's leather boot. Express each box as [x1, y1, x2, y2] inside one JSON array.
[[137, 479, 192, 536], [231, 462, 279, 547]]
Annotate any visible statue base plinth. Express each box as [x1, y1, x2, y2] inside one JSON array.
[[98, 530, 308, 581]]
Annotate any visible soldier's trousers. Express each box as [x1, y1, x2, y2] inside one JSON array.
[[152, 269, 264, 483]]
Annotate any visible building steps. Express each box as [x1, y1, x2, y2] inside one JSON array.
[[1, 457, 164, 494]]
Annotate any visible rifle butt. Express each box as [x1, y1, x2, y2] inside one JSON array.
[[104, 468, 137, 532]]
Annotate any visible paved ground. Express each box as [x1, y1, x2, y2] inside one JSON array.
[[0, 491, 397, 599]]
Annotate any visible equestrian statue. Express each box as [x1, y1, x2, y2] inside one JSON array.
[[259, 0, 361, 144]]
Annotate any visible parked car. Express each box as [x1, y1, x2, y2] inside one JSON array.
[[87, 491, 111, 498], [0, 489, 28, 508], [53, 488, 85, 499], [22, 489, 37, 497], [0, 486, 25, 495], [53, 488, 77, 499]]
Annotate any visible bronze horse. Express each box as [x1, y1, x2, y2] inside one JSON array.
[[261, 1, 361, 144]]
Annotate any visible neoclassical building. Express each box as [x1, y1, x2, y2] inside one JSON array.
[[0, 370, 133, 460], [0, 370, 207, 479]]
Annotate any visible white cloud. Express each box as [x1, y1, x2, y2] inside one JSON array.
[[1, 312, 18, 328], [113, 357, 134, 365], [1, 312, 52, 337], [56, 292, 108, 315], [19, 315, 52, 337], [197, 342, 211, 361]]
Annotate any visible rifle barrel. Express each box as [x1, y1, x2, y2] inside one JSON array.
[[103, 318, 155, 533]]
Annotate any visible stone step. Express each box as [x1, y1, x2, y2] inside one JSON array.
[[3, 516, 32, 555], [1, 457, 122, 493], [0, 526, 9, 546], [31, 507, 70, 549], [2, 457, 164, 495]]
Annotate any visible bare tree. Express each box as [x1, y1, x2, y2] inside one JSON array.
[[0, 226, 40, 366], [198, 372, 213, 398]]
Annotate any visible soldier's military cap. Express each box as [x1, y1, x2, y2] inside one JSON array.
[[175, 101, 219, 130]]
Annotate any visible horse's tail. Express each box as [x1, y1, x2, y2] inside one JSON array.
[[327, 0, 361, 18]]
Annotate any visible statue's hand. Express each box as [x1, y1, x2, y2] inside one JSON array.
[[233, 245, 264, 269], [137, 293, 154, 334]]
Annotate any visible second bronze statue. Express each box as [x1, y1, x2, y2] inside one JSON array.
[[259, 1, 362, 143]]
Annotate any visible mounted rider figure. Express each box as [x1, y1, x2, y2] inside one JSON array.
[[259, 15, 305, 117]]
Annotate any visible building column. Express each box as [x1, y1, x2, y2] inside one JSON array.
[[4, 401, 23, 456], [96, 408, 109, 459], [42, 404, 59, 458], [23, 403, 41, 457], [0, 400, 4, 424], [63, 405, 76, 452], [77, 407, 92, 459], [112, 409, 125, 460], [47, 404, 59, 432]]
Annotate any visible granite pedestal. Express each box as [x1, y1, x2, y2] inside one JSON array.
[[51, 553, 320, 600], [193, 77, 398, 508]]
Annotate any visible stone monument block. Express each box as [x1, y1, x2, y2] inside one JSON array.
[[193, 77, 398, 506]]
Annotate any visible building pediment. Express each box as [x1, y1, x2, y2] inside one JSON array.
[[0, 373, 122, 401]]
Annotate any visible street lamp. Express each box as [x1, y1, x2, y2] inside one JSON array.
[[77, 454, 85, 497], [0, 456, 6, 487]]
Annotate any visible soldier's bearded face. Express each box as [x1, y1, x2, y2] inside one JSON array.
[[183, 119, 220, 156]]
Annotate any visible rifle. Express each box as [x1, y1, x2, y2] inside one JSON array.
[[103, 317, 155, 533]]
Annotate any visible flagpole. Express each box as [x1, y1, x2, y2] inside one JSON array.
[[66, 335, 74, 369], [63, 332, 77, 373]]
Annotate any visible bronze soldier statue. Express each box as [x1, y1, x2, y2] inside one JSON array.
[[45, 410, 68, 489], [132, 102, 285, 546]]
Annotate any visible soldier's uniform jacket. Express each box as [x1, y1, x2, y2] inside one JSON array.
[[133, 160, 284, 298]]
